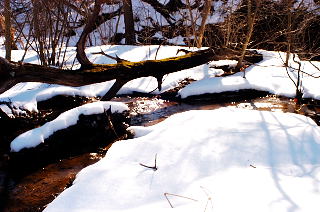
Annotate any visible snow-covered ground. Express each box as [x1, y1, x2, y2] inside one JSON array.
[[1, 45, 320, 211], [43, 108, 320, 212], [179, 50, 320, 99], [1, 45, 319, 115]]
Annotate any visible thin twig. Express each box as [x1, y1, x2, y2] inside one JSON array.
[[140, 154, 158, 171], [92, 50, 128, 63], [164, 192, 198, 208], [200, 186, 214, 212]]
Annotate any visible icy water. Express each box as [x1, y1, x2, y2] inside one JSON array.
[[2, 95, 320, 211]]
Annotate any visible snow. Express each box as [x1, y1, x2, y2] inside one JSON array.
[[179, 50, 320, 99], [1, 45, 319, 113], [0, 45, 211, 113], [43, 108, 320, 212], [10, 101, 128, 152]]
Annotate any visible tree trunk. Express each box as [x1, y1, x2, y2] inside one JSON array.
[[32, 0, 47, 66], [123, 0, 135, 44], [235, 0, 260, 72], [4, 0, 11, 60], [285, 0, 293, 67], [0, 48, 218, 98], [197, 0, 212, 48]]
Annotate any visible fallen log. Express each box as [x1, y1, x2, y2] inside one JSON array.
[[0, 0, 262, 101], [0, 47, 217, 100]]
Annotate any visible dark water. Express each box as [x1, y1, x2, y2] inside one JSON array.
[[2, 94, 320, 211]]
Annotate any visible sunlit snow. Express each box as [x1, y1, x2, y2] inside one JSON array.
[[10, 101, 128, 152], [43, 108, 320, 212]]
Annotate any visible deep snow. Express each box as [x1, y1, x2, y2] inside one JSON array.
[[0, 45, 319, 211], [43, 108, 320, 212]]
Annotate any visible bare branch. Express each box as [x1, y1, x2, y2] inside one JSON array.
[[76, 0, 104, 66], [139, 154, 157, 171]]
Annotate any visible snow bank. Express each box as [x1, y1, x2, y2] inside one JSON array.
[[0, 45, 212, 113], [179, 50, 320, 99], [44, 108, 320, 212], [10, 101, 128, 152], [1, 46, 320, 114]]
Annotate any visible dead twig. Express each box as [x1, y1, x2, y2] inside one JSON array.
[[139, 154, 158, 171], [200, 186, 214, 212], [92, 50, 128, 63], [164, 192, 198, 208]]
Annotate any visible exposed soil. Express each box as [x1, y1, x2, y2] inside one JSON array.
[[4, 153, 102, 212], [1, 91, 320, 212], [0, 96, 131, 212]]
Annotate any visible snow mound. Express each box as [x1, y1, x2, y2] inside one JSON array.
[[44, 108, 320, 212], [10, 101, 128, 152], [179, 50, 320, 99]]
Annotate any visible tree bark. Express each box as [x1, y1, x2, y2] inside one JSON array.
[[4, 0, 12, 60], [123, 0, 135, 44], [235, 0, 260, 71], [0, 48, 218, 98], [197, 0, 212, 48], [32, 0, 47, 66]]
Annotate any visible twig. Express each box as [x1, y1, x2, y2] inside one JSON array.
[[164, 192, 198, 208], [176, 49, 192, 55], [200, 186, 214, 212], [140, 154, 158, 171], [104, 106, 119, 139], [92, 49, 128, 63]]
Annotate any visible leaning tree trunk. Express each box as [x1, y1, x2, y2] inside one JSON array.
[[235, 0, 260, 72]]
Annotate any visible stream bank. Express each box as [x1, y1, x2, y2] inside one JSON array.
[[1, 91, 320, 211]]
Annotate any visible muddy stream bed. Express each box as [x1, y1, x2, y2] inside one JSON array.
[[1, 93, 320, 212]]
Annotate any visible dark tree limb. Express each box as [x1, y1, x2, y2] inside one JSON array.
[[76, 0, 104, 66], [0, 48, 217, 97], [141, 0, 175, 25], [100, 79, 127, 101]]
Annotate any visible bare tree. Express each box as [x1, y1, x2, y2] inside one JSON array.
[[284, 0, 294, 67], [4, 0, 12, 60], [235, 0, 260, 73], [123, 0, 135, 44], [31, 0, 47, 65], [197, 0, 212, 48]]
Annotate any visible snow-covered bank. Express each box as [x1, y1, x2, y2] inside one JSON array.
[[10, 101, 128, 152], [44, 108, 320, 212], [1, 45, 320, 115], [179, 50, 320, 99], [0, 45, 214, 113]]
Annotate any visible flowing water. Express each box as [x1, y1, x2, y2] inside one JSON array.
[[2, 94, 320, 211]]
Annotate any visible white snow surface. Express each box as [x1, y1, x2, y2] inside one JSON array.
[[44, 108, 320, 212], [179, 50, 320, 99], [1, 46, 319, 114], [0, 45, 212, 113], [10, 101, 128, 152]]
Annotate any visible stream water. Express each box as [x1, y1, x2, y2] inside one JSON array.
[[2, 94, 320, 211]]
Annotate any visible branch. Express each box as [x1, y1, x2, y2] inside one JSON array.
[[0, 47, 217, 98], [76, 0, 104, 66], [139, 154, 158, 171], [92, 51, 128, 63]]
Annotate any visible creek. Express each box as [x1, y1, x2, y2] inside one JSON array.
[[2, 93, 320, 211]]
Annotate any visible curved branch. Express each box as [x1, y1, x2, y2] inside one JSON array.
[[76, 0, 104, 66]]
